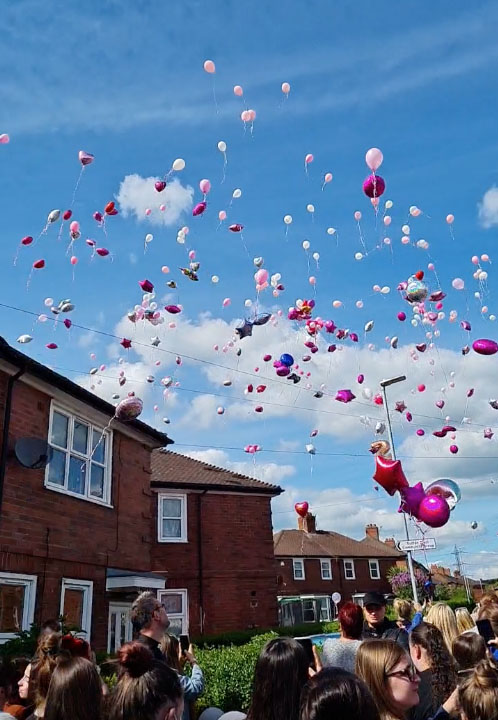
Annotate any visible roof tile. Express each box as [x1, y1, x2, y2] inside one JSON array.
[[274, 529, 404, 558]]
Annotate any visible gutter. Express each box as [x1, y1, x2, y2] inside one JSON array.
[[0, 369, 24, 519]]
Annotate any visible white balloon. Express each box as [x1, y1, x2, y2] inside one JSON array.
[[211, 275, 219, 283], [355, 252, 363, 261], [244, 299, 252, 307], [218, 140, 227, 152], [381, 286, 390, 294], [232, 188, 242, 199], [302, 241, 310, 250], [306, 204, 315, 213], [312, 252, 320, 261], [145, 233, 153, 243], [327, 227, 336, 235], [172, 158, 185, 171], [283, 214, 293, 225]]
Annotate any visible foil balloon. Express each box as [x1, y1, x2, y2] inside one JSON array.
[[416, 494, 450, 528], [472, 338, 498, 356], [399, 482, 426, 516], [295, 501, 309, 518], [336, 389, 356, 403], [373, 455, 409, 496], [192, 201, 207, 216], [405, 274, 428, 303], [425, 479, 461, 510], [280, 353, 294, 367], [78, 150, 94, 166], [363, 174, 386, 198], [471, 521, 478, 530], [115, 396, 143, 422]]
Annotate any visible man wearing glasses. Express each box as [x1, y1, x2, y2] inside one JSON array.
[[131, 591, 171, 660]]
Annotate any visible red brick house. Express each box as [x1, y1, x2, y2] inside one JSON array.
[[151, 451, 283, 637], [274, 514, 405, 625], [0, 337, 282, 651]]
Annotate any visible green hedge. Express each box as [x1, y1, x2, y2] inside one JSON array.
[[193, 621, 339, 648]]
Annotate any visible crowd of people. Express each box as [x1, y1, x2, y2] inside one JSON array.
[[1, 590, 498, 720]]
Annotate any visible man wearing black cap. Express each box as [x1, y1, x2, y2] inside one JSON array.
[[361, 591, 409, 650]]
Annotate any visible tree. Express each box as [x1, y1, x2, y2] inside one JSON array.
[[387, 565, 428, 600]]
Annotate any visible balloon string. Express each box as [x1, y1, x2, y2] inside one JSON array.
[[221, 151, 227, 185], [71, 166, 85, 207]]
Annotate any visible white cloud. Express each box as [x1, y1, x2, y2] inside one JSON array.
[[181, 448, 296, 488], [478, 186, 498, 228], [116, 175, 193, 227]]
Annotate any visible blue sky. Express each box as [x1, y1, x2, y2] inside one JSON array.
[[2, 0, 498, 578]]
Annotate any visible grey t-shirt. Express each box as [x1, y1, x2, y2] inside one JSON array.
[[322, 638, 362, 673]]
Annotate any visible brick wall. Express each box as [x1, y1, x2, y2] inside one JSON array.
[[276, 555, 395, 599], [0, 374, 156, 650], [151, 490, 278, 635]]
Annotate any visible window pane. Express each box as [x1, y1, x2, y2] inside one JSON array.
[[0, 584, 25, 632], [63, 588, 84, 629], [168, 617, 183, 636], [68, 456, 86, 494], [51, 412, 68, 448], [73, 422, 89, 455], [162, 594, 183, 614], [90, 464, 104, 499], [48, 449, 66, 486], [92, 430, 105, 465], [162, 519, 181, 538], [162, 499, 181, 518]]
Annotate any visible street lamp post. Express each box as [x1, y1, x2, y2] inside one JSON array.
[[380, 375, 419, 604]]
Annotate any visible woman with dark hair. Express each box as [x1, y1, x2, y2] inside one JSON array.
[[107, 641, 183, 720], [459, 658, 498, 720], [322, 602, 363, 673], [301, 667, 380, 720], [44, 656, 101, 720], [408, 623, 457, 720], [452, 633, 487, 678], [160, 634, 204, 720], [246, 637, 310, 720]]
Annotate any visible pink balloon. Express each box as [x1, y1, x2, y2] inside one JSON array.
[[452, 278, 465, 290], [354, 211, 362, 221], [248, 109, 256, 121], [254, 269, 269, 285], [199, 178, 211, 195], [70, 256, 78, 266], [384, 215, 391, 226], [241, 110, 251, 122], [309, 276, 316, 285], [145, 208, 151, 216], [305, 153, 314, 164], [324, 172, 333, 183], [161, 266, 170, 274], [204, 59, 216, 74], [481, 254, 490, 262], [222, 298, 231, 307], [446, 214, 454, 224], [365, 147, 383, 171], [69, 220, 80, 234], [0, 134, 10, 144], [471, 255, 479, 265], [218, 210, 227, 221], [159, 204, 166, 211], [78, 150, 94, 165], [233, 85, 243, 96]]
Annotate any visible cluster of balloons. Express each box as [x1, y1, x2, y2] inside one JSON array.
[[371, 444, 461, 528]]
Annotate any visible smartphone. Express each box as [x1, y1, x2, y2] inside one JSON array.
[[179, 634, 190, 654], [296, 638, 315, 668], [476, 619, 494, 644]]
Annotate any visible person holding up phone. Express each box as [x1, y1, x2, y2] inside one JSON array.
[[160, 634, 205, 720]]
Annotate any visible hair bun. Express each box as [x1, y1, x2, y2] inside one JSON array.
[[473, 659, 498, 689], [118, 642, 154, 677]]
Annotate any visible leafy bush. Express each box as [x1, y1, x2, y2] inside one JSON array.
[[387, 565, 428, 600], [0, 625, 40, 660], [194, 621, 338, 648]]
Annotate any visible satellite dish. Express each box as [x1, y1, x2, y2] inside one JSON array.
[[14, 437, 53, 469]]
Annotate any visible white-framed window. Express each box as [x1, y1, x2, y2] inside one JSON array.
[[60, 579, 93, 640], [46, 404, 112, 505], [320, 559, 332, 580], [369, 559, 381, 580], [158, 494, 187, 542], [343, 559, 356, 580], [108, 603, 133, 654], [0, 572, 37, 643], [293, 558, 305, 580], [158, 589, 188, 635]]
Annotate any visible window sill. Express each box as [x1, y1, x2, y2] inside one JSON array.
[[45, 483, 113, 509], [157, 537, 189, 544]]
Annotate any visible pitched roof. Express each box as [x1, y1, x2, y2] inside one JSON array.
[[151, 450, 283, 495], [274, 529, 405, 558], [0, 336, 172, 448]]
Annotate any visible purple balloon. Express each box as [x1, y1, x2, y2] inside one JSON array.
[[472, 338, 498, 356], [363, 174, 386, 198], [416, 494, 450, 528], [192, 201, 207, 216], [115, 396, 143, 422], [335, 389, 356, 403], [399, 482, 426, 516]]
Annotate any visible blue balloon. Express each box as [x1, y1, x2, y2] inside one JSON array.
[[280, 353, 294, 367]]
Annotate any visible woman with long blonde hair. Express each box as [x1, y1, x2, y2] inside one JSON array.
[[425, 603, 458, 654], [455, 607, 476, 635], [355, 640, 420, 720]]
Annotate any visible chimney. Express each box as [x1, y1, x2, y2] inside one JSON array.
[[384, 538, 396, 549], [298, 512, 316, 533], [365, 524, 380, 541]]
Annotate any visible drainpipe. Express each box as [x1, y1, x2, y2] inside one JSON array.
[[0, 369, 24, 519], [197, 490, 207, 635]]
